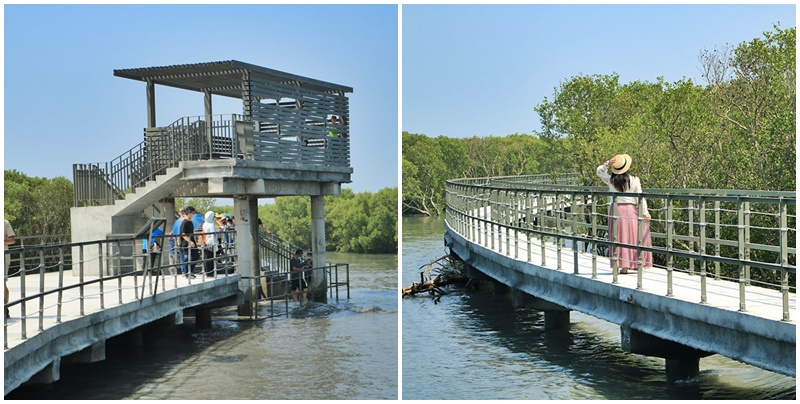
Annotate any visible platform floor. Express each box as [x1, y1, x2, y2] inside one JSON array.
[[464, 225, 795, 324]]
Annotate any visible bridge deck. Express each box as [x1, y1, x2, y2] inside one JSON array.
[[474, 225, 794, 323], [4, 270, 232, 351]]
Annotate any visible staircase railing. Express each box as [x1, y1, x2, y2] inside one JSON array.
[[73, 114, 243, 207]]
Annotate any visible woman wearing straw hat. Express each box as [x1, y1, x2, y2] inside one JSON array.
[[597, 154, 653, 274]]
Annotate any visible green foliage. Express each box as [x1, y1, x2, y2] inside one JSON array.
[[230, 187, 398, 254], [4, 170, 73, 240], [175, 197, 216, 214], [402, 26, 795, 217]]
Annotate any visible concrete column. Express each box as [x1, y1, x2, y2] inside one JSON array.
[[310, 195, 327, 303], [63, 340, 106, 364], [511, 288, 571, 330], [195, 308, 212, 329], [204, 89, 213, 159], [234, 196, 259, 316], [27, 357, 61, 385], [621, 325, 710, 383], [146, 79, 156, 128], [665, 358, 700, 382], [543, 311, 571, 330]]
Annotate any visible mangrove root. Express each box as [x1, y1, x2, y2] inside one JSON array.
[[402, 254, 470, 300]]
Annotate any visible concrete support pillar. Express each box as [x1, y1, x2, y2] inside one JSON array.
[[665, 358, 700, 382], [27, 357, 61, 385], [63, 340, 106, 364], [204, 89, 213, 159], [621, 325, 710, 383], [195, 308, 212, 329], [511, 288, 571, 330], [174, 309, 184, 325], [310, 195, 327, 303], [235, 196, 259, 316], [543, 311, 571, 330], [128, 329, 144, 348]]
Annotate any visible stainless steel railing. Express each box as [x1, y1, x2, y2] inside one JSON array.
[[445, 176, 796, 321]]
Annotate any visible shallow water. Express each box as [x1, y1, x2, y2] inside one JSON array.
[[401, 215, 795, 400]]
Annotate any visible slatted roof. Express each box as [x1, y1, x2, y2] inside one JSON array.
[[113, 60, 353, 99]]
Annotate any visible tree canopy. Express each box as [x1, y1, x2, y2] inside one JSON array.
[[402, 25, 795, 215]]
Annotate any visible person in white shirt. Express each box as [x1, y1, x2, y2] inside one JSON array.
[[597, 154, 653, 273]]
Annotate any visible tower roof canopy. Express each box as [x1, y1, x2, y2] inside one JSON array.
[[114, 60, 353, 98]]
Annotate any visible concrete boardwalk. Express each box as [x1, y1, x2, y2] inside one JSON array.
[[5, 270, 236, 350], [484, 227, 794, 323], [4, 270, 241, 392], [446, 222, 796, 376]]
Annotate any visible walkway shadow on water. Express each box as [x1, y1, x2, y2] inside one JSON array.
[[449, 290, 795, 400]]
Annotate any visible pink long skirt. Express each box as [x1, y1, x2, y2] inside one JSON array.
[[609, 203, 653, 269]]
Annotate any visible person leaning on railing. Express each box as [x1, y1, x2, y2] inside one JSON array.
[[597, 154, 653, 274]]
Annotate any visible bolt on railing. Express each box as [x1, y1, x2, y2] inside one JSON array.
[[445, 176, 796, 322]]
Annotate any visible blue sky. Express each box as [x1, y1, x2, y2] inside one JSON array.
[[4, 4, 398, 194], [402, 4, 796, 138]]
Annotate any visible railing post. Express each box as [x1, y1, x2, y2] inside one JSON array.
[[539, 192, 546, 267], [79, 244, 85, 315], [666, 196, 674, 297], [572, 192, 579, 274], [779, 198, 790, 322], [699, 197, 707, 304], [636, 194, 643, 290], [611, 194, 619, 284], [688, 199, 695, 275], [714, 200, 721, 280], [744, 201, 751, 285], [38, 250, 45, 332], [556, 191, 562, 271], [490, 189, 496, 252], [57, 248, 64, 324], [526, 191, 532, 263], [19, 249, 27, 340], [513, 191, 519, 260], [591, 192, 598, 279], [98, 241, 105, 310], [737, 198, 747, 312]]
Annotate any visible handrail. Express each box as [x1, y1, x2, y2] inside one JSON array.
[[73, 112, 353, 207], [445, 175, 796, 322], [4, 226, 349, 349], [72, 114, 243, 207]]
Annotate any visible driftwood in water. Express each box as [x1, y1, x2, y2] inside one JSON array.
[[402, 255, 470, 303]]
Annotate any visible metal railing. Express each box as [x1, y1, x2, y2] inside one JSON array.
[[445, 175, 796, 321], [3, 231, 238, 350], [73, 112, 353, 207], [4, 227, 351, 348], [252, 229, 350, 318]]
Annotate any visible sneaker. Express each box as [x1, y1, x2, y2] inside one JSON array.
[[185, 273, 196, 279]]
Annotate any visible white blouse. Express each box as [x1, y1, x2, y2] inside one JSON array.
[[596, 163, 650, 216]]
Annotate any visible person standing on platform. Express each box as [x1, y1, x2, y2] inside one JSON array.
[[180, 207, 198, 279], [290, 249, 306, 302], [596, 154, 653, 274]]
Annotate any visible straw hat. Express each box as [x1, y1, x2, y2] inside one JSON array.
[[610, 154, 632, 174]]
